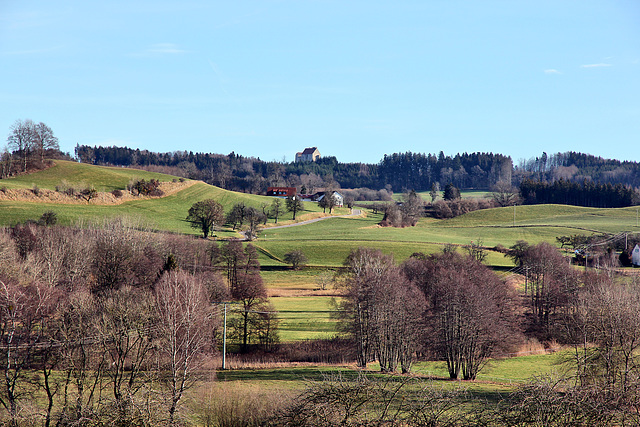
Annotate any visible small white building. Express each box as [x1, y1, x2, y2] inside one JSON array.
[[313, 191, 344, 207], [295, 147, 321, 162], [632, 244, 640, 267]]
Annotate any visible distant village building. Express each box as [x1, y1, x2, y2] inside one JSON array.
[[632, 244, 640, 267], [295, 147, 321, 162], [267, 187, 296, 198], [311, 191, 344, 207]]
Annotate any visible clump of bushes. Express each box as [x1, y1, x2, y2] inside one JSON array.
[[431, 198, 496, 219], [31, 184, 40, 196], [340, 187, 393, 202], [111, 189, 123, 198], [79, 186, 97, 202], [37, 211, 58, 226], [128, 178, 163, 197]]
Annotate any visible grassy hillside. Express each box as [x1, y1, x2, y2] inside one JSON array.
[[2, 160, 638, 262], [254, 205, 640, 268], [0, 161, 341, 236], [0, 160, 177, 191]]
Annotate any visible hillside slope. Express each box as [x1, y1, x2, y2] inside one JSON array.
[[0, 161, 336, 235]]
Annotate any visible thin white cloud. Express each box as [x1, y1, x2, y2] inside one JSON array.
[[581, 63, 612, 68], [146, 43, 187, 54], [129, 43, 189, 57], [544, 69, 562, 74], [0, 45, 65, 56]]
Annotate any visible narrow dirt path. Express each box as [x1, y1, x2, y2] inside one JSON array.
[[265, 209, 362, 230], [239, 209, 362, 240]]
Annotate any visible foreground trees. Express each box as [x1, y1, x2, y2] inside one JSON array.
[[338, 247, 519, 378], [338, 248, 425, 372], [403, 250, 520, 380], [0, 220, 232, 425], [509, 241, 580, 335], [563, 273, 640, 394], [155, 271, 216, 423]]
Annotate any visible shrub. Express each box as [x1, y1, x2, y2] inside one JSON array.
[[111, 189, 123, 198], [38, 211, 57, 226], [190, 383, 291, 427], [31, 184, 40, 196], [129, 178, 163, 196], [79, 187, 97, 202], [283, 249, 308, 270]]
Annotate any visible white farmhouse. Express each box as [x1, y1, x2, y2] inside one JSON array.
[[632, 244, 640, 267]]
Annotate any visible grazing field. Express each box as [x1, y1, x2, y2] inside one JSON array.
[[270, 296, 339, 341], [3, 160, 640, 345], [393, 189, 491, 202], [0, 160, 176, 191], [0, 161, 343, 236], [209, 350, 566, 401], [2, 161, 634, 424]]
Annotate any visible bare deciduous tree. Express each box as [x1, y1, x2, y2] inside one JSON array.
[[404, 251, 520, 380], [231, 272, 268, 352], [491, 180, 521, 207], [339, 248, 424, 372], [520, 242, 580, 330], [155, 271, 216, 423], [7, 119, 36, 172], [284, 249, 308, 270], [33, 122, 59, 164], [96, 286, 156, 422], [0, 277, 59, 423]]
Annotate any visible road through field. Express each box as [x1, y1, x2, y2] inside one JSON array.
[[264, 209, 362, 230]]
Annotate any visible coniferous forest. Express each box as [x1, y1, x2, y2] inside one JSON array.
[[72, 145, 640, 207]]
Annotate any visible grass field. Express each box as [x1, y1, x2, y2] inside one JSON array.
[[270, 296, 339, 341], [0, 160, 176, 191], [393, 189, 491, 202], [1, 161, 618, 413], [0, 161, 346, 237], [212, 350, 568, 399], [3, 160, 640, 346]]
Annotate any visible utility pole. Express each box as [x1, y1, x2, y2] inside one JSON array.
[[222, 303, 227, 370], [213, 302, 236, 370]]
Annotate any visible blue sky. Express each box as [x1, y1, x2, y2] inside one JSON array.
[[1, 1, 638, 164]]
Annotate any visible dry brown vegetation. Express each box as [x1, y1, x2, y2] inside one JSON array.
[[0, 179, 195, 205]]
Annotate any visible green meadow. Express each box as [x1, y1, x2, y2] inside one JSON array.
[[2, 161, 629, 403], [0, 160, 175, 191], [0, 161, 343, 237]]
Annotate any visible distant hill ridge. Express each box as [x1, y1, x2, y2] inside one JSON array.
[[74, 145, 640, 193]]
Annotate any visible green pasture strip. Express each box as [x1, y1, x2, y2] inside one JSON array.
[[270, 296, 340, 341], [0, 160, 178, 191], [256, 240, 448, 267], [261, 268, 341, 292], [460, 190, 492, 199], [213, 351, 567, 403], [215, 365, 355, 384], [411, 351, 565, 384], [0, 181, 332, 234], [392, 190, 491, 202]]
